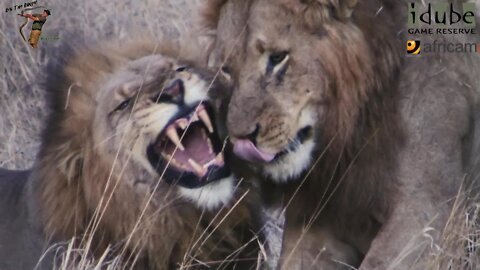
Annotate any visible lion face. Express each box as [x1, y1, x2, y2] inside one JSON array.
[[208, 0, 371, 182], [92, 54, 234, 209]]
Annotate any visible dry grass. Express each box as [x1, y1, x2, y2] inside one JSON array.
[[391, 187, 480, 270], [278, 140, 480, 270]]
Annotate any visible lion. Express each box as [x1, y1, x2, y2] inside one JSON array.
[[0, 38, 260, 269], [201, 0, 480, 269]]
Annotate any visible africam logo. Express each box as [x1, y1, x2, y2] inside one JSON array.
[[407, 39, 480, 55], [406, 40, 421, 55]]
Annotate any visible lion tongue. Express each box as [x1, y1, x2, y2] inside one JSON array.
[[233, 139, 275, 162]]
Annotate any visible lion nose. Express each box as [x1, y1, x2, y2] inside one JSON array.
[[227, 89, 265, 142], [228, 120, 260, 142], [163, 79, 184, 102], [152, 79, 184, 104]]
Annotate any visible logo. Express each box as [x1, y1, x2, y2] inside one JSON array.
[[405, 2, 478, 56], [17, 5, 55, 48], [423, 41, 478, 54], [407, 40, 421, 55], [5, 1, 58, 48], [408, 3, 475, 28]]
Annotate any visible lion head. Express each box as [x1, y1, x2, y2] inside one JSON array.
[[203, 0, 401, 182], [30, 39, 253, 267]]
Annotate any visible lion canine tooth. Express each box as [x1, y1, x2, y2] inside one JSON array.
[[162, 153, 187, 170], [176, 119, 188, 130], [166, 126, 185, 151], [198, 109, 214, 133], [161, 153, 172, 160], [191, 113, 198, 123], [178, 122, 187, 130], [188, 159, 206, 176], [203, 157, 217, 168]]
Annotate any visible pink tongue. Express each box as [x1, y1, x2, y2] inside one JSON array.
[[233, 139, 275, 162]]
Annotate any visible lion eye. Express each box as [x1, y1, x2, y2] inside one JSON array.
[[220, 66, 232, 80], [175, 66, 188, 72], [221, 66, 231, 75], [268, 51, 289, 66], [114, 98, 132, 112]]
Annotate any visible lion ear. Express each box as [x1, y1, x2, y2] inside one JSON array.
[[337, 0, 358, 19], [282, 0, 358, 25]]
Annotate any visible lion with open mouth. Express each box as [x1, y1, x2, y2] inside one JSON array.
[[202, 0, 480, 269], [0, 39, 259, 269]]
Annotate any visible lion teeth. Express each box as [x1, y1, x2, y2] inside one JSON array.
[[203, 156, 216, 168], [162, 153, 188, 170], [200, 130, 214, 154], [166, 126, 185, 151], [198, 109, 214, 133], [204, 153, 224, 168], [160, 153, 172, 161], [188, 159, 207, 176], [203, 159, 214, 168]]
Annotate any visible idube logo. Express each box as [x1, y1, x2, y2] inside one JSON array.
[[407, 40, 421, 55]]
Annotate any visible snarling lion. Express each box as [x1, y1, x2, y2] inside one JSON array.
[[202, 0, 480, 269], [0, 39, 259, 269]]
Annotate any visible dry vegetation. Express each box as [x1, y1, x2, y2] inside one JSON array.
[[0, 0, 479, 269]]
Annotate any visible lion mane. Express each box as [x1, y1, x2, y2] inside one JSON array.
[[201, 0, 480, 269]]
